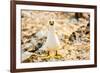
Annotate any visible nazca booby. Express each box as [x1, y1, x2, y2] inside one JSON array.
[[39, 21, 61, 56]]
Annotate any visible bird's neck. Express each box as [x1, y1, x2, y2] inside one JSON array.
[[49, 25, 55, 33]]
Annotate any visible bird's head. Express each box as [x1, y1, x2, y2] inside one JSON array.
[[49, 21, 54, 26]]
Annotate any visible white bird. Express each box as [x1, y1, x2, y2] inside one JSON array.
[[39, 21, 61, 56]]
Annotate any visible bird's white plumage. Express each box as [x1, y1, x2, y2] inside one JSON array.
[[39, 21, 61, 50]]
